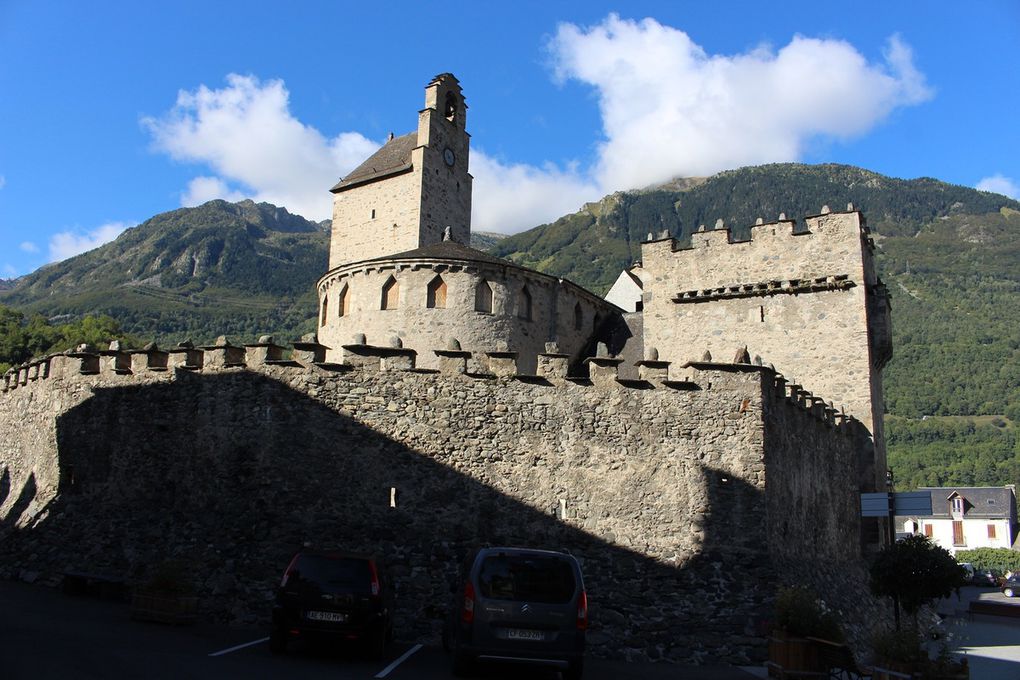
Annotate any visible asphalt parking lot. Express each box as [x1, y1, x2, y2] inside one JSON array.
[[0, 580, 763, 679]]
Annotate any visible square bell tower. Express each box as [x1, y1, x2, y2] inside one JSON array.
[[327, 73, 473, 269]]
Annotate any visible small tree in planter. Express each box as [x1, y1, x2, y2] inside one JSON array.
[[869, 534, 968, 631], [869, 535, 969, 678]]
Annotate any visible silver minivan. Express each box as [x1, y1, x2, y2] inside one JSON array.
[[444, 547, 587, 679]]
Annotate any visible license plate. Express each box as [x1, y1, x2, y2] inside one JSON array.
[[305, 611, 347, 622], [507, 628, 543, 641]]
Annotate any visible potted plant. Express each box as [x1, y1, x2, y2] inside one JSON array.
[[869, 535, 970, 678], [870, 627, 968, 679], [769, 586, 844, 674], [130, 560, 199, 625]]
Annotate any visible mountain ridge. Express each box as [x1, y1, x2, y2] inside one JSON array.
[[2, 163, 1019, 488]]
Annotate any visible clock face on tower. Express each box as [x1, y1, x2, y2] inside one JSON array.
[[443, 147, 455, 167]]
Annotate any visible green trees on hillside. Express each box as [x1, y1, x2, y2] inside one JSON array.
[[887, 416, 1020, 489], [0, 304, 133, 373]]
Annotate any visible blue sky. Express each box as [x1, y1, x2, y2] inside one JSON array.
[[1, 1, 1018, 278]]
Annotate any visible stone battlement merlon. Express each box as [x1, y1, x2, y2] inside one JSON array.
[[640, 205, 866, 255], [0, 337, 859, 435]]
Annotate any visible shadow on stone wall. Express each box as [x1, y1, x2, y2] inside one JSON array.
[[0, 470, 35, 535], [0, 371, 775, 664], [0, 467, 10, 507]]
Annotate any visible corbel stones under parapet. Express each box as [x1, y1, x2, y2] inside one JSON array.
[[671, 274, 854, 304]]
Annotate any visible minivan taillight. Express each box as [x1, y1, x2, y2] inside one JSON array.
[[462, 581, 476, 623], [280, 555, 300, 587], [368, 560, 381, 597], [576, 590, 588, 630]]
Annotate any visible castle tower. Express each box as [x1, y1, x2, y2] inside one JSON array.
[[327, 73, 473, 269], [638, 209, 892, 500]]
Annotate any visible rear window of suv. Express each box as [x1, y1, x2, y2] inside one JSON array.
[[478, 554, 576, 603], [293, 555, 372, 594]]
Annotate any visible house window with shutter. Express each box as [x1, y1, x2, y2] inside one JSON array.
[[952, 520, 964, 546], [924, 524, 933, 538], [951, 497, 965, 514], [988, 524, 997, 539]]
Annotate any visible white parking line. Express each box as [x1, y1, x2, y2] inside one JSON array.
[[373, 643, 423, 678], [207, 636, 270, 657]]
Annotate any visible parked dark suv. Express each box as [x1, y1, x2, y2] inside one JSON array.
[[270, 550, 392, 656], [444, 547, 587, 679]]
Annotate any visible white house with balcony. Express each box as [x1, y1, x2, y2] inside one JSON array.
[[897, 485, 1018, 555]]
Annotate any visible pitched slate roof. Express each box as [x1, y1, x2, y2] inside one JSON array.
[[372, 240, 512, 268], [330, 131, 418, 193], [915, 486, 1017, 518]]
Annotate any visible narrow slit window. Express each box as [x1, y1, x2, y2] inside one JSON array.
[[338, 284, 350, 317], [518, 286, 533, 321], [320, 296, 328, 326], [427, 275, 447, 309], [475, 280, 493, 314], [573, 303, 583, 331], [381, 276, 399, 310]]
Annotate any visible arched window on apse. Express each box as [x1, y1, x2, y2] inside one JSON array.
[[320, 296, 328, 326], [381, 276, 399, 310], [518, 286, 533, 321], [338, 284, 350, 317], [427, 275, 447, 309], [475, 280, 493, 314]]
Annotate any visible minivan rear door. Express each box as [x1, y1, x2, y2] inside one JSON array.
[[473, 553, 580, 652]]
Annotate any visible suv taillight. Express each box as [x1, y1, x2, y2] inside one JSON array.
[[576, 590, 588, 630], [462, 581, 476, 623], [280, 555, 300, 587], [368, 560, 381, 597]]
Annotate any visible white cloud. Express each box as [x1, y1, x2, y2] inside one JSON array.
[[976, 174, 1019, 200], [142, 74, 378, 220], [549, 15, 933, 191], [19, 242, 39, 253], [48, 222, 133, 262], [2, 264, 16, 278], [142, 20, 930, 235], [181, 176, 247, 206], [469, 152, 599, 232], [0, 175, 6, 190]]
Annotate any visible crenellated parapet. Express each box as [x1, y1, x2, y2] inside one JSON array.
[[0, 333, 861, 437]]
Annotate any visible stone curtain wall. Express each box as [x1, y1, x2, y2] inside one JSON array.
[[1, 345, 867, 664]]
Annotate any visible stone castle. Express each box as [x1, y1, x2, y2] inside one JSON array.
[[0, 74, 890, 663]]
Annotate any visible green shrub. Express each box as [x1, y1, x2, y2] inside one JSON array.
[[775, 586, 843, 641], [956, 547, 1020, 574]]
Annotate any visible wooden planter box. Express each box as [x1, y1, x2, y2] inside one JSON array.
[[130, 589, 199, 625], [768, 629, 823, 675]]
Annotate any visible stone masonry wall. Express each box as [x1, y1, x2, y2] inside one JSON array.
[[641, 208, 888, 492], [317, 258, 618, 374], [330, 168, 422, 269], [0, 342, 872, 664]]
